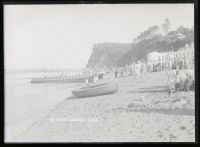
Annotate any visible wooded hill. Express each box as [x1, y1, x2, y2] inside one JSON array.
[[86, 19, 194, 68], [86, 43, 132, 68]]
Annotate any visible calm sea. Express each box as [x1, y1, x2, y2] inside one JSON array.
[[4, 70, 83, 141]]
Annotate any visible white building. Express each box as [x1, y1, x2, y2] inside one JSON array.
[[147, 43, 194, 65], [175, 43, 194, 66], [147, 51, 175, 64]]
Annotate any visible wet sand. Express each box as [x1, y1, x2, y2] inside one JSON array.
[[12, 71, 195, 142], [5, 75, 82, 141]]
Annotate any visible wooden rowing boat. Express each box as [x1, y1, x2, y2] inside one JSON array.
[[72, 82, 118, 98]]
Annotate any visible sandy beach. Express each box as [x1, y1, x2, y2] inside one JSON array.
[[4, 72, 82, 141], [12, 71, 195, 142]]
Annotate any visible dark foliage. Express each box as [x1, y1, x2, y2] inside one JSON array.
[[86, 25, 194, 68]]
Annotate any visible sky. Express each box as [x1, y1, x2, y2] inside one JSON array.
[[4, 4, 194, 70]]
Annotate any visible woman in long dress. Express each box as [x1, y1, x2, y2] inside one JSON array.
[[131, 62, 138, 78], [114, 68, 118, 78], [135, 61, 141, 77]]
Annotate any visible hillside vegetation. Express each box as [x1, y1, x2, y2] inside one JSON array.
[[86, 43, 132, 68], [86, 19, 194, 68]]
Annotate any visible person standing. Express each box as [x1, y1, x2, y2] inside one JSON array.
[[135, 61, 141, 77], [183, 56, 188, 69], [93, 75, 98, 84], [169, 60, 172, 70], [85, 78, 89, 86], [142, 60, 147, 74], [175, 70, 187, 91], [131, 62, 137, 78], [114, 67, 118, 78]]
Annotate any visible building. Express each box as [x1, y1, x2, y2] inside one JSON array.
[[147, 43, 194, 66], [147, 51, 175, 64], [175, 43, 194, 67]]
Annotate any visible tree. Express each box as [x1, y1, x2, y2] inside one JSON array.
[[176, 26, 190, 35], [188, 27, 194, 44], [176, 26, 194, 45], [161, 18, 171, 35], [137, 25, 160, 41], [148, 25, 160, 35]]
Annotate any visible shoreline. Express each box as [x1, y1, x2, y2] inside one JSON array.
[[9, 72, 195, 142], [5, 84, 77, 142]]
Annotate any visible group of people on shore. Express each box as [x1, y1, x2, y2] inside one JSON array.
[[113, 60, 147, 79], [111, 57, 194, 92], [113, 52, 193, 77], [149, 55, 193, 72], [173, 70, 194, 92]]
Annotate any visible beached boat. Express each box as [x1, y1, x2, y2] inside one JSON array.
[[72, 82, 118, 98]]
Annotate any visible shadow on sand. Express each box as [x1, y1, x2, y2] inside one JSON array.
[[65, 94, 107, 101], [65, 95, 79, 100], [113, 107, 194, 116], [143, 85, 169, 89], [127, 85, 169, 94]]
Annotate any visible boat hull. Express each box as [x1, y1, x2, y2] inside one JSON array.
[[72, 82, 118, 98]]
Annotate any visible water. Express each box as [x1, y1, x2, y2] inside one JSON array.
[[4, 70, 83, 142]]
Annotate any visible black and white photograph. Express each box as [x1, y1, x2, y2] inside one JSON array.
[[4, 2, 196, 142]]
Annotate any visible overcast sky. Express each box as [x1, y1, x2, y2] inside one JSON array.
[[4, 4, 194, 70]]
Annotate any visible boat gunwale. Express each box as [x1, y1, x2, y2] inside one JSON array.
[[72, 82, 117, 92]]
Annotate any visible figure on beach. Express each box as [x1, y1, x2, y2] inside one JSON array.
[[130, 62, 138, 79], [114, 67, 118, 78], [141, 60, 147, 74], [174, 70, 194, 91], [85, 72, 104, 86], [135, 61, 141, 77]]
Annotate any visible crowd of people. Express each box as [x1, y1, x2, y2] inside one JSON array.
[[111, 56, 194, 92], [150, 55, 192, 72], [113, 60, 147, 79], [174, 70, 194, 91], [84, 49, 194, 92], [113, 53, 193, 77]]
